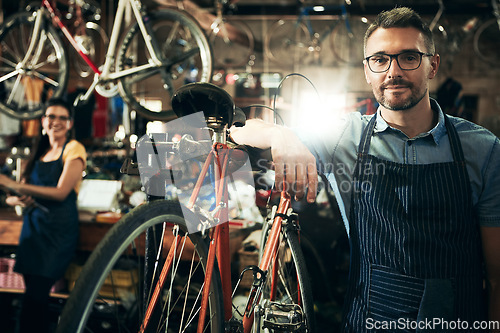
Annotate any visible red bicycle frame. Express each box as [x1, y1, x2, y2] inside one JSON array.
[[42, 0, 101, 74], [137, 140, 300, 332]]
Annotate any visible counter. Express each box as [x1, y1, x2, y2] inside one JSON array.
[[0, 209, 115, 252], [0, 208, 254, 255]]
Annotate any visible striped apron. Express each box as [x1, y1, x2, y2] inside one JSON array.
[[342, 114, 486, 332]]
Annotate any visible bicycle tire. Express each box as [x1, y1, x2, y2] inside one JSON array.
[[473, 18, 500, 66], [117, 9, 213, 121], [0, 11, 68, 119], [56, 200, 224, 333], [258, 217, 316, 332], [210, 18, 254, 69], [264, 19, 311, 68], [329, 16, 369, 66]]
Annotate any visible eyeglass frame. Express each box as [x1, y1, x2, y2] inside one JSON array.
[[364, 51, 434, 73], [42, 114, 71, 122]]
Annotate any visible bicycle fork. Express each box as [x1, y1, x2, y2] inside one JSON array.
[[241, 192, 305, 333]]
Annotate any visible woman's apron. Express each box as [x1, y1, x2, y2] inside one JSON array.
[[342, 114, 486, 332], [15, 142, 79, 280]]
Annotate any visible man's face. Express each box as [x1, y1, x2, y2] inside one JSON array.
[[363, 27, 439, 111]]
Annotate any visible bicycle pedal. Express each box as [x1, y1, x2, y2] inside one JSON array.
[[226, 317, 244, 333], [262, 302, 306, 332]]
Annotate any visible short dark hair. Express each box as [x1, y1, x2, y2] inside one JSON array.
[[364, 7, 435, 56], [45, 97, 74, 119]]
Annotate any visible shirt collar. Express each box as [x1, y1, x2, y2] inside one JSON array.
[[373, 98, 447, 145]]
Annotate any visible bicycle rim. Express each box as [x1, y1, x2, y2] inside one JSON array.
[[258, 221, 316, 332], [117, 9, 212, 121], [473, 18, 500, 66], [330, 16, 369, 65], [56, 200, 224, 333], [0, 11, 68, 119], [264, 20, 311, 68], [210, 19, 254, 69]]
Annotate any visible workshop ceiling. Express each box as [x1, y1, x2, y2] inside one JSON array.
[[190, 0, 495, 17]]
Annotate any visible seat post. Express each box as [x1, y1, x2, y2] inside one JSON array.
[[206, 116, 227, 144]]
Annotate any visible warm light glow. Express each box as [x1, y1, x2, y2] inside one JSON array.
[[129, 134, 138, 149], [146, 121, 166, 134], [294, 92, 347, 135], [140, 99, 162, 112], [114, 125, 126, 142]]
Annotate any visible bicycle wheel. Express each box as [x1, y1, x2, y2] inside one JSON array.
[[257, 217, 316, 332], [56, 200, 224, 333], [473, 18, 500, 66], [210, 18, 254, 69], [0, 11, 68, 119], [264, 19, 311, 68], [117, 9, 212, 121], [330, 16, 369, 65], [72, 21, 108, 78]]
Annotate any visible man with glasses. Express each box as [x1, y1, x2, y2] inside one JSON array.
[[232, 6, 500, 332]]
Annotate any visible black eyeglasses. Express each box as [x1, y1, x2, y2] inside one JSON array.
[[43, 114, 70, 122], [364, 51, 434, 73]]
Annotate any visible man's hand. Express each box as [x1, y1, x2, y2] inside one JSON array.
[[270, 126, 317, 202], [231, 119, 318, 202]]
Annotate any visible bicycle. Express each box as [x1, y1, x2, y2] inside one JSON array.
[[427, 0, 480, 73], [25, 0, 108, 78], [264, 1, 369, 68], [0, 0, 212, 120], [208, 0, 255, 69], [55, 82, 315, 333], [473, 0, 500, 66]]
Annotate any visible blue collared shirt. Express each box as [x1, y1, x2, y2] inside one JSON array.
[[299, 99, 500, 234]]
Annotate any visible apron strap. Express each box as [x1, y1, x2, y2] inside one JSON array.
[[59, 140, 69, 163], [444, 115, 466, 164], [357, 114, 378, 157], [352, 114, 378, 180]]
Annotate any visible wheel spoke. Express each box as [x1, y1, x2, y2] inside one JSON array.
[[31, 71, 60, 87], [179, 245, 197, 331], [0, 42, 23, 66], [167, 47, 200, 66], [7, 74, 22, 105], [8, 27, 25, 63], [0, 69, 20, 84]]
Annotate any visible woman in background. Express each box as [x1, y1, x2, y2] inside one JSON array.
[[0, 98, 86, 333]]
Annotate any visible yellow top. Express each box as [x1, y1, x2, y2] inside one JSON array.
[[62, 140, 87, 193]]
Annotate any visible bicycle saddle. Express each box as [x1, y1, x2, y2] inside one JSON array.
[[171, 82, 237, 129]]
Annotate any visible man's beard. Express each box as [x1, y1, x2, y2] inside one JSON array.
[[375, 79, 427, 111]]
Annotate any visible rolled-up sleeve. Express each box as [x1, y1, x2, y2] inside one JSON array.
[[477, 137, 500, 227]]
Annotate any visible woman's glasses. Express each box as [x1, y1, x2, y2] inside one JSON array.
[[43, 114, 70, 122]]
